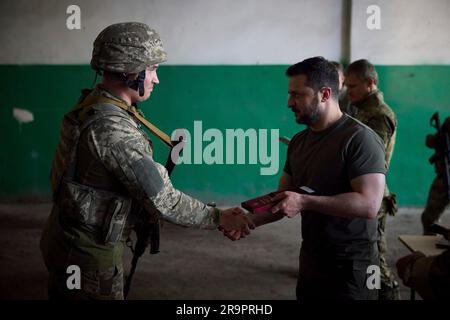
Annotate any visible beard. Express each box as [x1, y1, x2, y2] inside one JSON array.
[[296, 95, 321, 125]]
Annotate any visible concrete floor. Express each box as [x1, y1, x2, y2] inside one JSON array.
[[0, 202, 448, 300]]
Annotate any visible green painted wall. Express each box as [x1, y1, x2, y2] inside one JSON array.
[[0, 65, 449, 205]]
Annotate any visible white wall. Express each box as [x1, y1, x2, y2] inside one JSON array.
[[351, 0, 450, 64], [0, 0, 343, 64], [1, 0, 449, 65]]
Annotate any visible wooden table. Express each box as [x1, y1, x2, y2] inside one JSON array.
[[398, 235, 447, 299]]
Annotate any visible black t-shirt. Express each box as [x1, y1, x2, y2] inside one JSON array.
[[284, 114, 386, 258]]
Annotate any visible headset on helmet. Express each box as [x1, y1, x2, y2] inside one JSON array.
[[91, 22, 167, 96]]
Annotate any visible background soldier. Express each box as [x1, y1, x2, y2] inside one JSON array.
[[421, 116, 450, 234], [345, 59, 399, 300], [40, 22, 254, 300], [250, 57, 386, 300]]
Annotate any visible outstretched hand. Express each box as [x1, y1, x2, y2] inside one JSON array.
[[218, 207, 255, 241]]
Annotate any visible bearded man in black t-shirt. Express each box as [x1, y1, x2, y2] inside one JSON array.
[[250, 57, 386, 300]]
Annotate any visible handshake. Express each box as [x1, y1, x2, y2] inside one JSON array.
[[218, 207, 255, 241], [217, 186, 316, 241], [217, 190, 286, 240]]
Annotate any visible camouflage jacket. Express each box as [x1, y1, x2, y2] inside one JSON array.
[[352, 90, 397, 168], [351, 90, 397, 197], [41, 86, 219, 270]]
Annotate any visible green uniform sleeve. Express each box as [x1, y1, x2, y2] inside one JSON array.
[[365, 114, 395, 149], [88, 116, 220, 229]]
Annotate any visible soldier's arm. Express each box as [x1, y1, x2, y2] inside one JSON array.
[[90, 118, 221, 229], [147, 160, 254, 234], [150, 160, 221, 228], [398, 249, 450, 299]]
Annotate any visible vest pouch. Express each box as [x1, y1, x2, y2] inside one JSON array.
[[58, 180, 132, 244], [58, 180, 95, 223], [102, 197, 132, 245]]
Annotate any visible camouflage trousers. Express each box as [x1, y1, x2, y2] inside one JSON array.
[[47, 265, 124, 300], [377, 198, 401, 300], [421, 174, 449, 235]]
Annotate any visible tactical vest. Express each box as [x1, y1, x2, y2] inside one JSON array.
[[50, 89, 152, 245]]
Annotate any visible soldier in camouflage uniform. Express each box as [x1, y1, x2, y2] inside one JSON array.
[[421, 116, 450, 234], [40, 22, 254, 300], [345, 59, 399, 300]]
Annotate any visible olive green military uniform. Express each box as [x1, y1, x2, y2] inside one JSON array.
[[421, 117, 450, 235], [351, 90, 399, 300], [40, 22, 221, 300], [40, 87, 220, 300]]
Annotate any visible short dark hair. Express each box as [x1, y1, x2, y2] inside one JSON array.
[[330, 61, 344, 73], [346, 59, 378, 84], [285, 56, 339, 99]]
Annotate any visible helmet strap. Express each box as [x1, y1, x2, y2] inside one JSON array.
[[124, 70, 146, 97]]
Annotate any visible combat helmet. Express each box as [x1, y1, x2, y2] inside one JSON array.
[[91, 22, 167, 96]]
